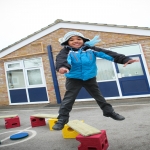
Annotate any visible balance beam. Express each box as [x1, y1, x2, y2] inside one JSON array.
[[0, 114, 18, 119], [31, 114, 58, 119], [67, 120, 101, 136]]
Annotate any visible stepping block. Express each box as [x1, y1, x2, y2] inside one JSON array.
[[62, 120, 84, 139], [0, 114, 18, 119], [67, 120, 100, 136], [31, 114, 58, 119], [76, 130, 109, 150], [10, 132, 29, 140], [5, 116, 20, 129], [48, 118, 58, 131], [30, 116, 46, 127]]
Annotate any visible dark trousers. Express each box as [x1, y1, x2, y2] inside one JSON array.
[[58, 77, 114, 120]]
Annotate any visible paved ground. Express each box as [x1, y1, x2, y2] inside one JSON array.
[[0, 97, 150, 150]]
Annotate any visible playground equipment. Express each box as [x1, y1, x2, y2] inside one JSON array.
[[0, 115, 20, 129]]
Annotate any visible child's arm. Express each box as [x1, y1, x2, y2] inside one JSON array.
[[92, 47, 139, 66], [55, 48, 71, 72], [93, 51, 114, 61], [93, 46, 133, 64]]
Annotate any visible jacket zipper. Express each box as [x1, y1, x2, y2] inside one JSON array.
[[72, 52, 78, 61], [88, 51, 92, 60]]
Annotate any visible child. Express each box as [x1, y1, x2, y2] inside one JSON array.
[[53, 31, 138, 130]]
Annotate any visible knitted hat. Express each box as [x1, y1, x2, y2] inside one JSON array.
[[59, 31, 90, 46]]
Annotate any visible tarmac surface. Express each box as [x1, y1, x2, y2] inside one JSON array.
[[0, 97, 150, 150]]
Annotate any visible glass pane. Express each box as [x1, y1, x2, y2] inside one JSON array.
[[110, 45, 141, 55], [24, 58, 42, 68], [7, 70, 25, 89], [117, 56, 143, 77], [8, 63, 20, 69], [27, 69, 43, 85], [96, 59, 115, 81]]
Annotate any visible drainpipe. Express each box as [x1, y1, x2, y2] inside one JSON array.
[[47, 45, 61, 104]]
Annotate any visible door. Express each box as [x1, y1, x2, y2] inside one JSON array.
[[115, 55, 150, 96]]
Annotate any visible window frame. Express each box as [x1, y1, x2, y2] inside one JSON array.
[[5, 57, 46, 89]]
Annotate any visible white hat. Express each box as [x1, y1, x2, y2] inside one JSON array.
[[59, 31, 90, 45]]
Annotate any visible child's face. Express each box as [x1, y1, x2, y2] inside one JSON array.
[[68, 36, 84, 48]]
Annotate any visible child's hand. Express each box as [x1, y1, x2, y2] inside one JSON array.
[[123, 59, 139, 67], [59, 67, 69, 74]]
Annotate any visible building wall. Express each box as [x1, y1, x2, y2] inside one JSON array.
[[0, 59, 8, 105], [0, 28, 150, 106]]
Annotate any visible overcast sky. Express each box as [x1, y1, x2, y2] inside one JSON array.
[[0, 0, 150, 50]]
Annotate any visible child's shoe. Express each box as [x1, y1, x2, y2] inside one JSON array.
[[104, 111, 125, 121], [52, 119, 68, 130]]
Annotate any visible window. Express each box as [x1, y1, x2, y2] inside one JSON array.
[[5, 58, 44, 89], [8, 63, 20, 69], [27, 69, 43, 85], [96, 59, 115, 81], [117, 56, 144, 77], [110, 45, 141, 55], [7, 70, 25, 89], [24, 58, 42, 68]]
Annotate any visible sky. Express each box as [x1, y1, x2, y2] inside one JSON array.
[[0, 0, 150, 50]]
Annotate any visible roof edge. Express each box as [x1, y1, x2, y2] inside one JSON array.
[[1, 19, 150, 52]]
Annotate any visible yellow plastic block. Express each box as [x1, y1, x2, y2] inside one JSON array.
[[48, 118, 58, 131], [62, 120, 84, 139]]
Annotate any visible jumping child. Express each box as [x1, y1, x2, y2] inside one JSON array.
[[53, 31, 138, 130]]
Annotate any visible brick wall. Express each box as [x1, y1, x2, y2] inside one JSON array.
[[0, 60, 9, 105], [0, 28, 150, 106]]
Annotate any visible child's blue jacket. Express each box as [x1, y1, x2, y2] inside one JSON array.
[[56, 46, 132, 81], [65, 47, 113, 80]]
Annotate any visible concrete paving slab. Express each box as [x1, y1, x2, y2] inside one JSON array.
[[0, 97, 150, 150]]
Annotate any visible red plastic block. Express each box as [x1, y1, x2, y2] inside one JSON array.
[[30, 116, 46, 127], [76, 130, 109, 150], [5, 116, 20, 129]]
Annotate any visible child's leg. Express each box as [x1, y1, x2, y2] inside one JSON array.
[[83, 77, 125, 121], [53, 78, 82, 130], [83, 77, 113, 113]]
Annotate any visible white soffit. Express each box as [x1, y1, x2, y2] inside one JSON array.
[[1, 22, 150, 58]]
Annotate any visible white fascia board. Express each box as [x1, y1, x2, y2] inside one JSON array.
[[61, 23, 150, 36], [0, 23, 61, 58], [1, 22, 150, 58]]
